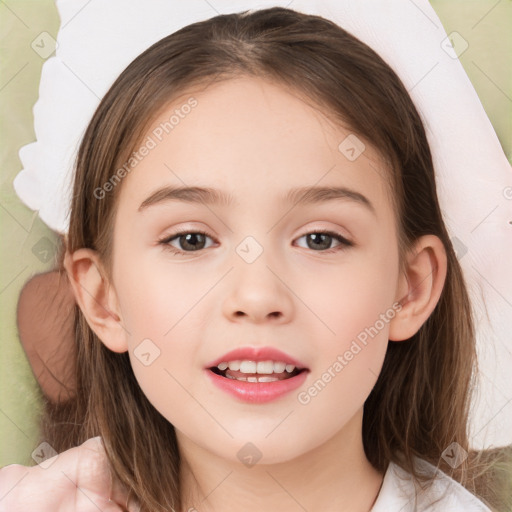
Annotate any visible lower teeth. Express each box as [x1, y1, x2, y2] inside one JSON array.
[[225, 374, 280, 383]]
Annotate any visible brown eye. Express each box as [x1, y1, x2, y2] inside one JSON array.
[[295, 230, 353, 253], [159, 230, 215, 255]]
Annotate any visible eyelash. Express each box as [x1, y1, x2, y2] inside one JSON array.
[[158, 228, 353, 256]]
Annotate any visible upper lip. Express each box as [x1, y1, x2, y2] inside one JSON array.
[[205, 346, 308, 370]]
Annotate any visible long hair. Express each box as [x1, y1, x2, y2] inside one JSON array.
[[38, 7, 509, 511]]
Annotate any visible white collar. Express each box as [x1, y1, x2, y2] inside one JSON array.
[[370, 458, 492, 511]]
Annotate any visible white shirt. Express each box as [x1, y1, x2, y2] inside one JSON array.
[[370, 458, 492, 511]]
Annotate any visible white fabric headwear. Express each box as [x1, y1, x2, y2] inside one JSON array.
[[13, 0, 512, 448]]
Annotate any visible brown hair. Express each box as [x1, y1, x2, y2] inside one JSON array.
[[39, 7, 510, 511]]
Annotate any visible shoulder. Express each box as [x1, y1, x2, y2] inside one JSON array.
[[370, 457, 492, 512]]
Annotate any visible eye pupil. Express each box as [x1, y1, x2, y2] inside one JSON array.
[[308, 233, 331, 250], [181, 233, 206, 251]]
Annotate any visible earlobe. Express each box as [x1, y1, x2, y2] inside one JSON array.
[[388, 235, 447, 342], [63, 248, 128, 353]]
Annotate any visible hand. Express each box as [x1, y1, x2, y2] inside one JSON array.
[[0, 436, 139, 511]]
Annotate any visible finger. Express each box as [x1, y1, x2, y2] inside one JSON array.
[[106, 494, 142, 512], [109, 480, 140, 512], [127, 498, 142, 512], [109, 481, 142, 512], [102, 502, 127, 512], [75, 493, 126, 512], [81, 437, 137, 510]]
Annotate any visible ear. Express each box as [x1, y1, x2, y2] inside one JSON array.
[[389, 235, 447, 342], [63, 248, 128, 353]]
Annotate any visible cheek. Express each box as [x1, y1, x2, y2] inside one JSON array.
[[114, 259, 212, 425], [296, 241, 399, 349], [292, 263, 396, 446], [292, 240, 398, 404], [114, 253, 199, 335]]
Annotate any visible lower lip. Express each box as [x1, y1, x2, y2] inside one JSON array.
[[205, 368, 309, 404]]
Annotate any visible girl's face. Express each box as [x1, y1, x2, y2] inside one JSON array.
[[109, 76, 403, 464]]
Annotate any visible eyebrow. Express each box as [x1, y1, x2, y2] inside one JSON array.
[[138, 185, 375, 215]]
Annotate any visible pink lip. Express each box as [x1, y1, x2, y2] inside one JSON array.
[[205, 367, 309, 404], [205, 346, 308, 370]]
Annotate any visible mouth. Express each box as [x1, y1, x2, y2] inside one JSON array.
[[204, 347, 309, 402], [205, 360, 309, 403]]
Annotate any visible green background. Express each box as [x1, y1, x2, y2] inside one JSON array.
[[0, 0, 511, 468]]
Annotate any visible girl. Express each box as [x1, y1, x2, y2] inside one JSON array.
[[3, 6, 510, 511]]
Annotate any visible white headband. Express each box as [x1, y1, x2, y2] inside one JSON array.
[[13, 0, 512, 448]]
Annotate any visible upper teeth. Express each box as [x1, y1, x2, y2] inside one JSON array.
[[216, 360, 296, 374]]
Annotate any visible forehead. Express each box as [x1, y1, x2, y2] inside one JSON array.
[[116, 75, 391, 216]]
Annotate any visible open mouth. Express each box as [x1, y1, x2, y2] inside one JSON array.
[[205, 359, 310, 402]]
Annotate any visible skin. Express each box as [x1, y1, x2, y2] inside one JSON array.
[[65, 76, 447, 511], [0, 437, 137, 511]]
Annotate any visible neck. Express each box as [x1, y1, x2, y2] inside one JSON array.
[[177, 408, 384, 512]]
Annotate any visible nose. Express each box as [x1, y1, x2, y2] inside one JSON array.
[[221, 259, 294, 324]]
